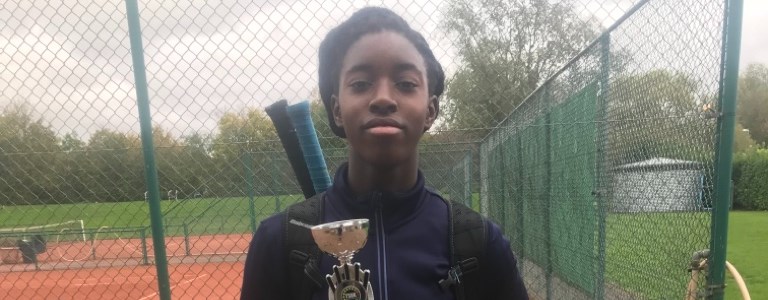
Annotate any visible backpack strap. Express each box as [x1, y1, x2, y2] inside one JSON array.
[[439, 199, 487, 300], [285, 192, 326, 300]]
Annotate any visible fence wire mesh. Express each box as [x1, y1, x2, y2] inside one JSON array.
[[480, 0, 730, 299], [1, 0, 734, 299]]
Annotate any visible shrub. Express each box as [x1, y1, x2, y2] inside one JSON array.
[[732, 147, 768, 210]]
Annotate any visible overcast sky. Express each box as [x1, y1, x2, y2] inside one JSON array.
[[1, 0, 765, 141], [739, 0, 768, 70]]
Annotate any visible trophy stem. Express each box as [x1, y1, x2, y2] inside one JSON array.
[[338, 252, 354, 265]]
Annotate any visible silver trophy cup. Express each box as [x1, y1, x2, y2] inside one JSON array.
[[311, 219, 374, 300]]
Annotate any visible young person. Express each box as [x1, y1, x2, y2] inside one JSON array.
[[241, 7, 528, 300]]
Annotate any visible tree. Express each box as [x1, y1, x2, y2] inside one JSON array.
[[151, 126, 187, 197], [61, 132, 85, 152], [0, 103, 61, 204], [608, 70, 713, 164], [176, 133, 215, 197], [56, 132, 88, 203], [733, 123, 757, 153], [737, 63, 768, 146], [0, 103, 59, 153], [440, 0, 601, 138], [209, 108, 281, 197], [152, 126, 179, 148], [84, 129, 144, 202], [212, 108, 278, 160], [182, 132, 213, 157]]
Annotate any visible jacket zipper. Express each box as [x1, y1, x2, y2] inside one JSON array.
[[373, 192, 388, 300]]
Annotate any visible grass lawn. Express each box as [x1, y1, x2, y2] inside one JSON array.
[[605, 212, 712, 299], [604, 211, 766, 299], [603, 211, 766, 299], [497, 210, 764, 299], [725, 211, 767, 300], [0, 195, 304, 238]]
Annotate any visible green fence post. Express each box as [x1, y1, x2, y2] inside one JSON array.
[[272, 154, 281, 213], [594, 33, 611, 300], [243, 151, 257, 233], [503, 143, 513, 234], [33, 239, 39, 270], [498, 144, 508, 235], [709, 0, 743, 299], [543, 86, 553, 300], [183, 222, 191, 256], [90, 231, 97, 260], [124, 1, 171, 298], [516, 133, 525, 277], [140, 228, 149, 265], [464, 149, 472, 208]]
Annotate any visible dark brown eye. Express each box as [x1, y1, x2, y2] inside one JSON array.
[[396, 81, 417, 92], [349, 80, 372, 92]]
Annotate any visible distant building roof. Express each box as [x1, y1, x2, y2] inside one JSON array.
[[615, 157, 703, 172]]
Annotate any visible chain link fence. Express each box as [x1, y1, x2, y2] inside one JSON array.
[[1, 0, 738, 299], [480, 0, 736, 299]]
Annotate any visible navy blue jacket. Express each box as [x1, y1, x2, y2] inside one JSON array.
[[241, 163, 528, 299]]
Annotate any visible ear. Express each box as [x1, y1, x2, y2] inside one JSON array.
[[424, 95, 439, 131], [332, 95, 343, 128]]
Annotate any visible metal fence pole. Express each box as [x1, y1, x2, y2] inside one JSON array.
[[183, 223, 191, 256], [272, 154, 281, 213], [516, 134, 526, 277], [90, 231, 97, 260], [124, 0, 171, 298], [594, 33, 611, 300], [543, 86, 553, 300], [140, 229, 149, 265], [708, 0, 744, 299], [465, 149, 472, 208], [243, 151, 257, 233], [498, 145, 508, 234]]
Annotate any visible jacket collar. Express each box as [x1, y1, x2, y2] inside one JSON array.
[[327, 162, 427, 219]]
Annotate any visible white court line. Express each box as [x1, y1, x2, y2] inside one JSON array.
[[71, 275, 160, 287], [147, 251, 247, 257], [70, 274, 202, 287], [72, 282, 115, 287], [138, 274, 209, 300]]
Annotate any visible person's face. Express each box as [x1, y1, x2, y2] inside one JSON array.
[[332, 31, 437, 167]]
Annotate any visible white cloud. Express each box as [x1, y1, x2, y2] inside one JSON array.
[[2, 0, 765, 141], [740, 0, 768, 70]]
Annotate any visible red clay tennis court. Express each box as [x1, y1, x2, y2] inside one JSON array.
[[0, 233, 251, 299], [1, 261, 245, 299]]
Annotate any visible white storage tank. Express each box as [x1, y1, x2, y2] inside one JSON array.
[[611, 158, 706, 213]]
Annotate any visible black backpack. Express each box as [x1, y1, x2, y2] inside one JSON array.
[[283, 192, 487, 300]]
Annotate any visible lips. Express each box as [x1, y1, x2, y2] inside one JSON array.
[[363, 118, 403, 130], [363, 118, 404, 135]]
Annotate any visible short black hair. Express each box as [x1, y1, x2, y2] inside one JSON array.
[[318, 7, 445, 138]]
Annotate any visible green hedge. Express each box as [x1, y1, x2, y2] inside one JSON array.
[[732, 147, 768, 210]]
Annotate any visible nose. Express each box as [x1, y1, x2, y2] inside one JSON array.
[[369, 81, 397, 115]]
